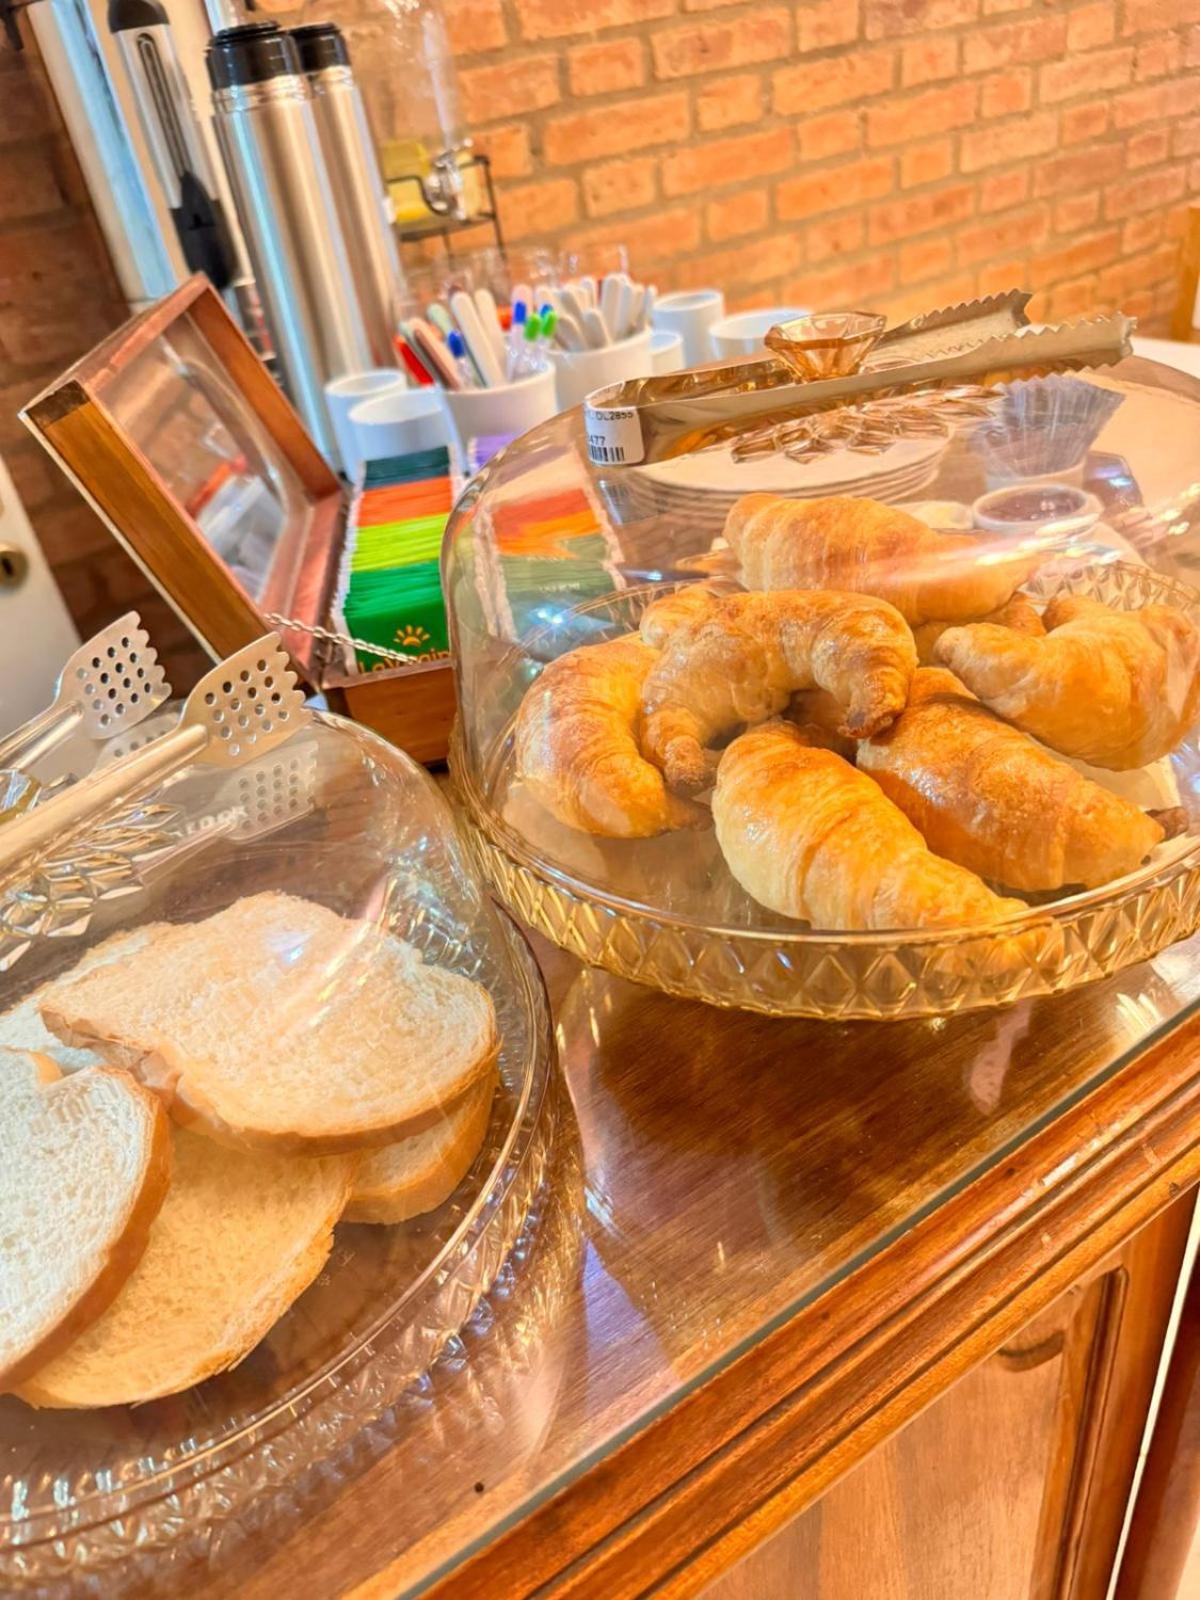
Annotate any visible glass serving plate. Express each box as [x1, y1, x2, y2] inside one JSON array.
[[445, 356, 1200, 1019], [0, 714, 555, 1591]]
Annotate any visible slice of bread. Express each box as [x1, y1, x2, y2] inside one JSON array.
[[0, 926, 163, 1074], [16, 1128, 356, 1408], [345, 1067, 497, 1225], [1, 1048, 171, 1389], [40, 892, 499, 1154]]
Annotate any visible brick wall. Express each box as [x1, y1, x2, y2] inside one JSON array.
[[437, 0, 1200, 326]]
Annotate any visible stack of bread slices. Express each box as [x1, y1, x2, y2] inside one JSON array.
[[0, 892, 498, 1408]]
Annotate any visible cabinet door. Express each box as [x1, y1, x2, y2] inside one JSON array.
[[701, 1195, 1194, 1600]]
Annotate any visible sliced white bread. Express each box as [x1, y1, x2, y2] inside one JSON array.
[[16, 1127, 356, 1408], [345, 1067, 497, 1225], [39, 892, 499, 1155], [0, 926, 163, 1074], [0, 1048, 171, 1389]]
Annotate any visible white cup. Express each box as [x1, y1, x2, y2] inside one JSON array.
[[440, 363, 558, 452], [549, 326, 653, 411], [651, 289, 725, 367], [710, 306, 808, 361], [349, 386, 449, 466], [324, 369, 408, 478], [649, 329, 685, 376]]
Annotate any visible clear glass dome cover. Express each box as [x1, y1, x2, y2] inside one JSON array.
[[445, 355, 1200, 1019], [1, 712, 554, 1587]]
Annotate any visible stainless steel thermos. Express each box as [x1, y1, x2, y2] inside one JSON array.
[[292, 22, 404, 373], [207, 21, 373, 460]]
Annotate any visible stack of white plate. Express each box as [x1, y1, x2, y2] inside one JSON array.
[[621, 434, 948, 522]]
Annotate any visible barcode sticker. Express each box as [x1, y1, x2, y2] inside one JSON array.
[[584, 405, 645, 467]]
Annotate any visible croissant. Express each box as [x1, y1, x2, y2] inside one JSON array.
[[912, 591, 1044, 666], [934, 594, 1200, 768], [713, 721, 1025, 929], [640, 589, 917, 794], [858, 668, 1165, 890], [514, 636, 708, 837], [724, 493, 1035, 625], [640, 579, 740, 649]]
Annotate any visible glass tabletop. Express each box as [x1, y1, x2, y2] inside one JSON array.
[[217, 925, 1200, 1600]]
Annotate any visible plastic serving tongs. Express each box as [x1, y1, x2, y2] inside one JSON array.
[[0, 612, 170, 773], [0, 635, 305, 885]]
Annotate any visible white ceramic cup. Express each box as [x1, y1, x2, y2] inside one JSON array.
[[651, 289, 725, 367], [440, 364, 558, 451], [349, 386, 449, 466], [709, 306, 808, 361], [324, 369, 408, 478], [549, 326, 654, 411], [649, 329, 685, 376]]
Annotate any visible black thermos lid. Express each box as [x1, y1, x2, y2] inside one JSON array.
[[206, 21, 300, 89], [291, 21, 350, 73]]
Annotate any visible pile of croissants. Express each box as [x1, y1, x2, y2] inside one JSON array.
[[514, 492, 1200, 933]]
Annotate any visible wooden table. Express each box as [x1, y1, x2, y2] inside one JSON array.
[[164, 924, 1200, 1600]]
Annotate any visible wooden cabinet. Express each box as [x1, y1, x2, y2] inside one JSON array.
[[703, 1198, 1195, 1600]]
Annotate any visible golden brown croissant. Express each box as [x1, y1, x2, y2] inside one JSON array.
[[724, 493, 1035, 624], [514, 636, 708, 837], [858, 668, 1165, 890], [912, 591, 1044, 666], [639, 579, 740, 649], [713, 721, 1025, 929], [934, 594, 1200, 769], [640, 589, 917, 793]]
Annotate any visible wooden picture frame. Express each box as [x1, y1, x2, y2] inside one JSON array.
[[22, 275, 456, 764]]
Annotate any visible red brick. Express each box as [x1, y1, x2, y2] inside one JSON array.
[[475, 124, 532, 179], [1097, 242, 1178, 299], [867, 0, 977, 36], [1123, 212, 1165, 253], [706, 188, 770, 241], [961, 15, 1067, 70], [783, 256, 896, 310], [0, 144, 69, 222], [568, 37, 645, 97], [979, 168, 1030, 210], [866, 81, 976, 147], [1127, 127, 1171, 168], [1067, 1, 1115, 50], [662, 127, 792, 196], [1055, 192, 1101, 232], [772, 48, 894, 115], [1043, 219, 1116, 282], [497, 177, 578, 242], [583, 156, 656, 217], [515, 0, 673, 39], [1047, 276, 1101, 318], [1033, 145, 1123, 197], [960, 111, 1057, 171], [776, 155, 894, 220], [886, 270, 977, 320], [806, 212, 866, 261], [1136, 33, 1182, 78], [1111, 83, 1168, 127], [675, 233, 803, 289], [1062, 102, 1110, 142], [798, 0, 861, 50], [797, 110, 861, 161], [543, 92, 690, 163], [442, 0, 506, 54], [1122, 0, 1200, 34], [459, 54, 559, 124], [980, 68, 1031, 117], [1039, 47, 1134, 103], [571, 206, 703, 268], [900, 138, 953, 187], [956, 205, 1049, 265], [652, 9, 791, 78], [1174, 115, 1200, 156], [868, 182, 975, 244], [901, 36, 959, 85], [1188, 23, 1200, 65], [976, 256, 1029, 295], [898, 236, 953, 284], [696, 73, 763, 130], [1104, 163, 1187, 218]]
